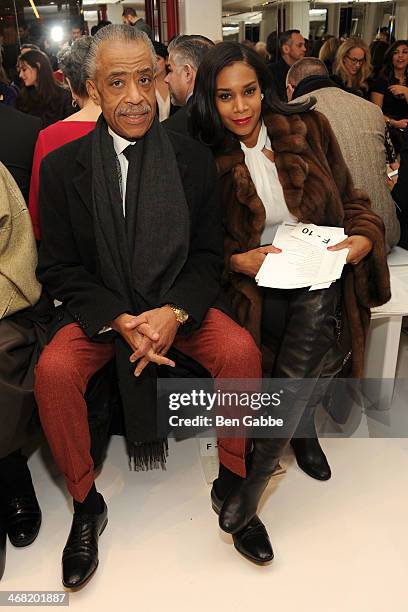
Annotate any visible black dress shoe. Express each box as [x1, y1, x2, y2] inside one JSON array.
[[211, 486, 273, 565], [219, 437, 285, 534], [290, 437, 331, 481], [6, 495, 42, 547], [62, 501, 108, 589], [0, 513, 6, 580]]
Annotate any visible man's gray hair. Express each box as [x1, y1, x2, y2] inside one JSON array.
[[167, 34, 214, 71], [84, 24, 157, 80], [287, 57, 329, 88]]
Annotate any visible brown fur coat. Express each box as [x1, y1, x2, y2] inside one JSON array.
[[216, 110, 391, 377]]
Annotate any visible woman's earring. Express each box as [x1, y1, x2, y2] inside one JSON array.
[[260, 93, 264, 101], [72, 98, 78, 109]]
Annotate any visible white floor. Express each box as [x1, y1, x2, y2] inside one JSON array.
[[2, 337, 408, 612]]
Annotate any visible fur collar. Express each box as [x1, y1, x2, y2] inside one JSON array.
[[216, 111, 343, 247]]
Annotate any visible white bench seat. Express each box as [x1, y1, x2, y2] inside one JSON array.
[[364, 247, 408, 406]]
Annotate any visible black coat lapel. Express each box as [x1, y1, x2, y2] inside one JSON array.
[[72, 135, 93, 215]]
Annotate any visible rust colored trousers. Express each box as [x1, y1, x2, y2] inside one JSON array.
[[35, 309, 261, 501]]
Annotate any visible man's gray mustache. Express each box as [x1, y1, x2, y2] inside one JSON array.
[[118, 105, 152, 116]]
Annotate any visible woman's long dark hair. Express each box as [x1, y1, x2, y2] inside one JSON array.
[[380, 40, 408, 84], [190, 41, 313, 152], [16, 49, 67, 118]]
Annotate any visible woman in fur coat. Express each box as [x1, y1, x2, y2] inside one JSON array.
[[191, 42, 390, 565]]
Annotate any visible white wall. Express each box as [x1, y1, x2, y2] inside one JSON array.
[[178, 0, 222, 41], [395, 0, 408, 39], [259, 7, 277, 43], [285, 0, 310, 39]]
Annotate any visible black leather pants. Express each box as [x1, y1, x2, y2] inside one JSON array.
[[261, 281, 342, 439], [219, 284, 343, 533]]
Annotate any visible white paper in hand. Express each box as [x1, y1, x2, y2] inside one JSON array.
[[291, 223, 346, 250], [255, 223, 349, 290]]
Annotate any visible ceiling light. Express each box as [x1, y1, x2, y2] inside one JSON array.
[[28, 0, 40, 19], [51, 25, 63, 42]]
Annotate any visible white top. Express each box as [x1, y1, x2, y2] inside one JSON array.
[[240, 121, 296, 244], [108, 126, 137, 216], [156, 89, 171, 122]]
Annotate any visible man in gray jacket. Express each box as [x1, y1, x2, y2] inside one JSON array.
[[287, 57, 400, 252]]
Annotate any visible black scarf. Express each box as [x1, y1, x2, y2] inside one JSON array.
[[91, 115, 189, 469], [292, 75, 339, 100]]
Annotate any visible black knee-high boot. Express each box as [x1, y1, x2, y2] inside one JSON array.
[[290, 405, 331, 481]]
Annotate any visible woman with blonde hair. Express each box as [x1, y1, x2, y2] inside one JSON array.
[[332, 37, 372, 97], [255, 41, 270, 62]]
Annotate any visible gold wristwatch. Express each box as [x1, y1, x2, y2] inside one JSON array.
[[167, 303, 189, 325]]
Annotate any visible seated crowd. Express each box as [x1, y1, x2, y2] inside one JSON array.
[[0, 20, 406, 590]]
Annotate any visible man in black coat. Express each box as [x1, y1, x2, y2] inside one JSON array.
[[35, 25, 262, 588], [163, 34, 214, 136], [268, 29, 306, 101], [0, 104, 41, 202]]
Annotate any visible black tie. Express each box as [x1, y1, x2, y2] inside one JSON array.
[[123, 143, 137, 162], [121, 143, 138, 217]]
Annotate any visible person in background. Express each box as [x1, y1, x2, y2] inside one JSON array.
[[0, 104, 41, 202], [332, 37, 372, 98], [311, 34, 332, 59], [18, 23, 31, 46], [19, 43, 41, 54], [153, 40, 172, 122], [370, 39, 389, 79], [287, 57, 400, 251], [268, 29, 306, 101], [164, 34, 214, 135], [15, 49, 72, 128], [377, 27, 391, 45], [266, 31, 278, 64], [390, 127, 408, 248], [0, 162, 50, 581], [27, 24, 44, 50], [90, 21, 112, 36], [0, 55, 17, 106], [29, 36, 100, 241], [2, 25, 19, 83], [371, 40, 408, 154], [318, 36, 340, 73], [305, 35, 314, 57], [71, 25, 83, 44], [122, 7, 153, 40], [255, 41, 270, 62]]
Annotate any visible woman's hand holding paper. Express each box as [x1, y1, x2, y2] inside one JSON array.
[[328, 235, 373, 265], [230, 245, 282, 278]]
